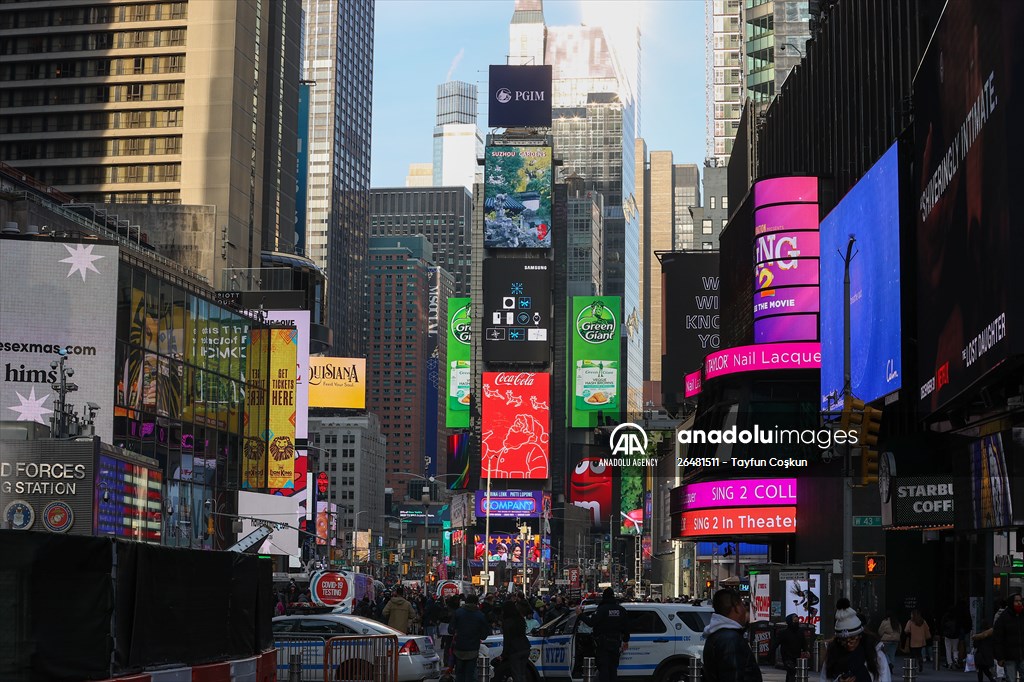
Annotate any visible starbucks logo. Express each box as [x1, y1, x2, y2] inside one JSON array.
[[451, 305, 472, 345], [576, 301, 617, 344]]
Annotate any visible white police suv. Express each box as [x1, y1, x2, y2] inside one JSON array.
[[483, 602, 711, 682]]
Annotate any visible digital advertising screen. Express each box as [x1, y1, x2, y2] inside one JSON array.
[[266, 328, 297, 489], [263, 311, 310, 440], [752, 176, 820, 344], [675, 479, 798, 512], [0, 240, 118, 442], [820, 143, 902, 411], [242, 329, 270, 490], [569, 445, 613, 529], [661, 252, 720, 403], [488, 64, 553, 128], [95, 453, 162, 542], [482, 259, 551, 364], [703, 342, 821, 381], [570, 297, 621, 428], [473, 533, 551, 565], [446, 432, 470, 490], [481, 372, 550, 479], [475, 490, 546, 518], [484, 146, 553, 249], [446, 297, 471, 428], [308, 358, 366, 409], [673, 506, 797, 538], [914, 1, 1023, 414]]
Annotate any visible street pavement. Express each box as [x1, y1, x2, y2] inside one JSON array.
[[759, 654, 990, 682]]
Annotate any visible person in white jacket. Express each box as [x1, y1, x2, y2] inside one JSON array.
[[821, 599, 891, 682]]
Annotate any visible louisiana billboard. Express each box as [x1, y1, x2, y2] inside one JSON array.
[[0, 240, 118, 441], [570, 297, 621, 428], [488, 64, 553, 128], [482, 259, 551, 364], [820, 144, 902, 411], [308, 358, 365, 409], [752, 176, 820, 344], [481, 372, 549, 479], [914, 1, 1023, 414], [484, 146, 553, 249], [446, 297, 471, 427]]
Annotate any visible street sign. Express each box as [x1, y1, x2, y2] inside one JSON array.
[[853, 516, 882, 527], [779, 570, 808, 581]]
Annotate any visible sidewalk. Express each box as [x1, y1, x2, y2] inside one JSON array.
[[759, 654, 989, 682]]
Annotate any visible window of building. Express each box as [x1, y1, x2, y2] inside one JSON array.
[[721, 196, 728, 210], [710, 196, 716, 210], [702, 220, 713, 234]]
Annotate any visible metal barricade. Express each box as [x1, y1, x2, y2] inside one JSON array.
[[903, 654, 918, 682], [477, 655, 492, 682], [325, 635, 400, 682], [933, 640, 941, 672], [583, 656, 597, 682], [796, 657, 809, 682], [275, 638, 329, 682], [689, 656, 703, 682]]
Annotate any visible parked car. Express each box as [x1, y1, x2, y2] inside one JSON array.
[[273, 613, 441, 681]]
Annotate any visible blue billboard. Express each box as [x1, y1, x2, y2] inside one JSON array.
[[820, 143, 901, 411]]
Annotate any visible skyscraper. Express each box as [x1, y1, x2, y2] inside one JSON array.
[[745, 0, 811, 105], [369, 187, 473, 297], [636, 141, 701, 407], [544, 22, 643, 417], [366, 236, 453, 492], [302, 0, 374, 357], [707, 0, 744, 164], [0, 0, 303, 286], [432, 81, 483, 191]]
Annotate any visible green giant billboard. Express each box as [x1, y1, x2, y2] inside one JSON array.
[[570, 296, 621, 427], [446, 297, 472, 427]]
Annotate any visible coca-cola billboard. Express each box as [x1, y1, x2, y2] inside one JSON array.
[[481, 372, 550, 479]]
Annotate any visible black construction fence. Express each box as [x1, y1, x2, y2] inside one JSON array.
[[0, 530, 273, 681]]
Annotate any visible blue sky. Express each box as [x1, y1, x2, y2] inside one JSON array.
[[370, 0, 707, 188]]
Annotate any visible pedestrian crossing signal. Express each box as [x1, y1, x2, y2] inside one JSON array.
[[865, 555, 886, 576]]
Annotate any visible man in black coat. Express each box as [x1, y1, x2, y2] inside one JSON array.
[[703, 589, 763, 682], [578, 588, 631, 682], [994, 593, 1024, 682]]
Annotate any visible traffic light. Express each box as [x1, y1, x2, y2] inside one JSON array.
[[841, 397, 884, 485], [865, 555, 886, 576], [861, 448, 880, 485], [704, 580, 713, 589]]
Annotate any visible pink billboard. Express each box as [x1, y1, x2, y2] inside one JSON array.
[[684, 370, 702, 398], [678, 478, 797, 511], [751, 176, 820, 344], [753, 176, 818, 208], [704, 342, 821, 381]]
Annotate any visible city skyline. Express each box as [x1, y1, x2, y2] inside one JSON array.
[[371, 0, 705, 188]]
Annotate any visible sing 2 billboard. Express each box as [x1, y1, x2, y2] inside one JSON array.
[[484, 146, 553, 249], [570, 297, 621, 428], [820, 143, 902, 410], [752, 176, 820, 344]]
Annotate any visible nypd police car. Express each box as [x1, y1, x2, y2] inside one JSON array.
[[483, 602, 711, 682]]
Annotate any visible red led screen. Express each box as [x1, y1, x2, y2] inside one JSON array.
[[481, 372, 550, 479]]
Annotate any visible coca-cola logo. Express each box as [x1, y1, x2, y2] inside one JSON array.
[[493, 372, 536, 386]]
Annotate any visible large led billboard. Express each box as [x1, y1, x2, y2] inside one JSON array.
[[267, 328, 297, 489], [481, 372, 549, 479], [446, 297, 471, 428], [446, 432, 470, 490], [242, 329, 270, 489], [569, 445, 613, 528], [914, 1, 1022, 414], [660, 252, 719, 405], [488, 65, 553, 128], [752, 176, 820, 344], [308, 358, 366, 408], [264, 310, 309, 439], [820, 144, 902, 411], [482, 259, 551, 364], [703, 342, 821, 381], [484, 146, 553, 249], [475, 490, 546, 518], [570, 297, 621, 427], [238, 490, 299, 556], [0, 240, 118, 441]]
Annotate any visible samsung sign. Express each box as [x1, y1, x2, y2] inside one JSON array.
[[488, 65, 552, 128]]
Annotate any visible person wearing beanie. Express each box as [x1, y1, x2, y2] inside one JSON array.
[[703, 589, 763, 682], [773, 613, 811, 682], [822, 599, 889, 682], [577, 588, 630, 682]]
